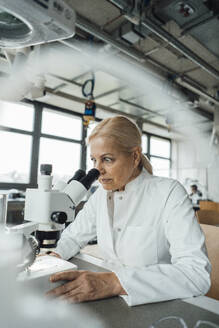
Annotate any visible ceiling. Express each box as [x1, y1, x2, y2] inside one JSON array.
[[0, 0, 219, 139]]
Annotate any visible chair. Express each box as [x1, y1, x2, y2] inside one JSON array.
[[200, 224, 219, 300], [196, 210, 219, 226], [199, 201, 219, 212]]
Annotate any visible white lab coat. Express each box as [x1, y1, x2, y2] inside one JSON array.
[[55, 169, 211, 306], [190, 191, 203, 205]]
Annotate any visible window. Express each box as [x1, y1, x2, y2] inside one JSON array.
[[150, 136, 171, 177], [39, 137, 81, 183], [142, 133, 171, 178], [42, 109, 81, 140], [39, 108, 83, 184], [0, 100, 172, 189], [0, 101, 34, 131], [0, 102, 83, 189], [0, 101, 34, 184], [141, 134, 148, 154], [150, 136, 170, 158], [0, 131, 32, 183]]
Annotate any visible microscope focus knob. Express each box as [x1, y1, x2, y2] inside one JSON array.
[[51, 211, 67, 224]]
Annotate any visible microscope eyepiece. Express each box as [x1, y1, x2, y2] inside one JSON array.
[[67, 169, 86, 184], [80, 168, 100, 190], [40, 164, 52, 175]]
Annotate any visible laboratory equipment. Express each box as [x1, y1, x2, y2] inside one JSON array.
[[24, 164, 100, 248], [0, 0, 76, 48], [0, 193, 7, 225], [3, 164, 99, 283], [149, 315, 219, 328]]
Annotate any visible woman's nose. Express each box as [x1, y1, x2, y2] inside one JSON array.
[[95, 161, 105, 174]]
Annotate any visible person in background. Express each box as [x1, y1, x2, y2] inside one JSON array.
[[189, 184, 203, 207], [46, 116, 211, 307]]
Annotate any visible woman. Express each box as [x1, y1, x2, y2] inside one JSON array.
[[47, 116, 211, 306]]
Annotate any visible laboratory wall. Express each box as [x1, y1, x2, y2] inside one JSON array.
[[171, 138, 219, 202]]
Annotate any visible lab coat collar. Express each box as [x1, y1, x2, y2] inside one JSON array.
[[123, 168, 151, 193]]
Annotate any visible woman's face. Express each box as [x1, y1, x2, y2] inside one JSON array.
[[90, 137, 141, 191]]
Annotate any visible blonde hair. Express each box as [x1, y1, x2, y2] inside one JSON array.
[[88, 116, 153, 175]]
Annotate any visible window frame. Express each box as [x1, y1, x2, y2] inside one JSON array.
[[0, 99, 172, 189], [142, 132, 172, 175], [0, 101, 86, 190], [0, 101, 36, 190]]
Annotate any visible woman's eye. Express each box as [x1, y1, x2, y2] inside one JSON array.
[[104, 157, 113, 162]]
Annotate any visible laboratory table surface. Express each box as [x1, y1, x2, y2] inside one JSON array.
[[67, 253, 219, 328]]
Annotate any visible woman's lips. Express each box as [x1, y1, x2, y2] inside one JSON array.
[[100, 178, 112, 184]]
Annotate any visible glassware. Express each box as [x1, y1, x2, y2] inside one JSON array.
[[149, 316, 219, 328], [0, 194, 8, 226], [194, 321, 219, 328]]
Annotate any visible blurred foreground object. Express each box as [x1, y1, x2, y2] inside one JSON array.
[[0, 0, 76, 48], [0, 229, 97, 328]]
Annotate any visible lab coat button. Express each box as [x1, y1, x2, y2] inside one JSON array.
[[117, 228, 121, 232], [119, 196, 123, 200]]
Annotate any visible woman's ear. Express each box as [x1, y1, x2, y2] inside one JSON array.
[[132, 147, 141, 168]]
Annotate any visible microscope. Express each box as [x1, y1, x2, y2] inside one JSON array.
[[7, 164, 99, 273], [24, 164, 100, 249]]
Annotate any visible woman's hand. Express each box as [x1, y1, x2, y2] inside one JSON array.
[[48, 252, 61, 258], [46, 270, 126, 303], [37, 252, 61, 258]]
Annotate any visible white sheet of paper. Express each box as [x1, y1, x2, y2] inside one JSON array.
[[18, 255, 77, 281]]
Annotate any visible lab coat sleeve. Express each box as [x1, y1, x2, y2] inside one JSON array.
[[113, 181, 211, 306], [54, 191, 98, 260]]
